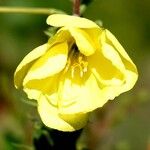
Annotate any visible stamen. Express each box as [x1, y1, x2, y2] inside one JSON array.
[[71, 63, 82, 78], [63, 45, 88, 78], [78, 54, 88, 74], [71, 56, 88, 78]]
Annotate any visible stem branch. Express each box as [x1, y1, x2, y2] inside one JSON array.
[[0, 7, 65, 15]]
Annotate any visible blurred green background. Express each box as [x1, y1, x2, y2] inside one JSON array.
[[0, 0, 150, 150]]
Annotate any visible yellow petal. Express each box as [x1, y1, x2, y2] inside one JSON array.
[[88, 48, 137, 98], [101, 29, 138, 92], [38, 94, 89, 131], [69, 28, 96, 56], [88, 49, 125, 86], [48, 28, 72, 45], [23, 74, 59, 100], [85, 28, 102, 50], [47, 14, 99, 28], [87, 28, 138, 99], [14, 44, 49, 88], [119, 59, 138, 93], [101, 43, 126, 73], [23, 88, 41, 100], [104, 29, 136, 67], [57, 70, 110, 114], [14, 29, 72, 89], [23, 42, 68, 84]]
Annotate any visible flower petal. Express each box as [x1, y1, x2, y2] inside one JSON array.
[[38, 94, 89, 131], [69, 28, 96, 56], [101, 43, 125, 72], [85, 28, 102, 50], [14, 29, 71, 89], [101, 29, 138, 92], [104, 29, 136, 67], [48, 28, 72, 45], [57, 70, 110, 114], [47, 14, 99, 28], [23, 42, 68, 85], [88, 49, 125, 86], [23, 74, 59, 100], [14, 44, 49, 88]]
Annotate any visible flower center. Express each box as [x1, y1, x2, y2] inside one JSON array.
[[64, 45, 88, 78]]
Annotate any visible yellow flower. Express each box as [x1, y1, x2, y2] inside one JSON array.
[[14, 14, 138, 131]]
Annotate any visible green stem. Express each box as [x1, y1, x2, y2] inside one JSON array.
[[0, 7, 65, 15]]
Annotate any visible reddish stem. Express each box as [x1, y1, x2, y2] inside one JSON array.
[[73, 0, 80, 16]]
